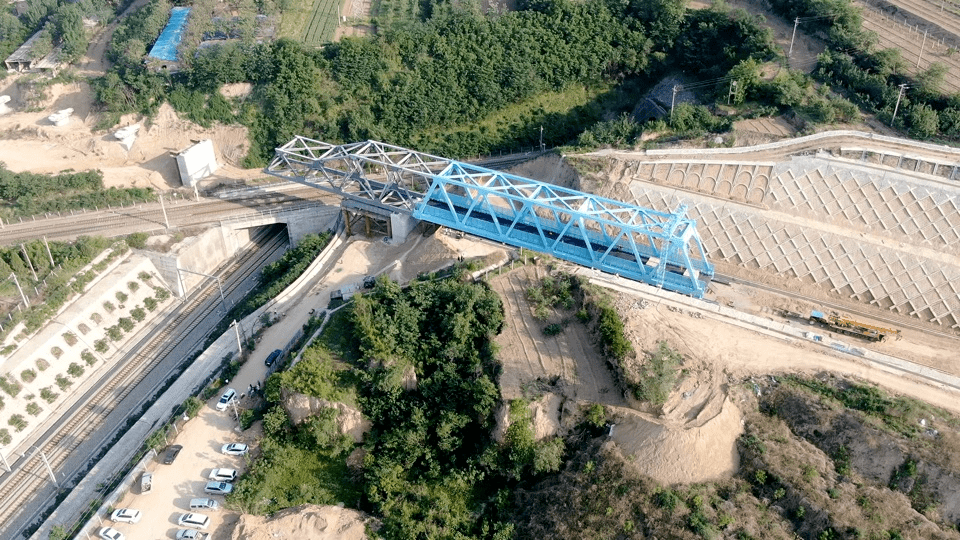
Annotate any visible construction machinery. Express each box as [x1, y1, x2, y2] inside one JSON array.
[[809, 310, 901, 342]]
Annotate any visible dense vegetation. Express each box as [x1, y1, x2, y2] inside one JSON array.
[[0, 164, 154, 219], [94, 0, 781, 163], [226, 231, 332, 323], [0, 0, 125, 64], [232, 277, 581, 538]]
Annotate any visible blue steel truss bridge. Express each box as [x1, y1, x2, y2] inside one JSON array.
[[265, 138, 715, 297]]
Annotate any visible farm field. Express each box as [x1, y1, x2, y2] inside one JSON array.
[[371, 0, 422, 29], [281, 0, 342, 45]]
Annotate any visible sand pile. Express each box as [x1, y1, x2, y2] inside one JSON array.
[[607, 394, 743, 485], [229, 504, 375, 540]]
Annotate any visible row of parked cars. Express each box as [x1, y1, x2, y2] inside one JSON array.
[[97, 443, 249, 540]]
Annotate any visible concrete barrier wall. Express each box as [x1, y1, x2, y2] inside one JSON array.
[[604, 130, 960, 160]]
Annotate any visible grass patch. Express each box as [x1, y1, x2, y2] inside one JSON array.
[[633, 341, 681, 407], [409, 84, 615, 158]]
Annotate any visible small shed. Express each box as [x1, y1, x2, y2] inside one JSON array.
[[4, 30, 61, 73]]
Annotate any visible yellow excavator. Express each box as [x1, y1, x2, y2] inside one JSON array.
[[809, 310, 901, 342]]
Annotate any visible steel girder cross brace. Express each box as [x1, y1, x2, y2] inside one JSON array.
[[264, 137, 450, 213], [414, 161, 715, 297]]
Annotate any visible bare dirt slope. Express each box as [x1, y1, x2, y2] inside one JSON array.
[[0, 79, 257, 189], [489, 265, 625, 407]]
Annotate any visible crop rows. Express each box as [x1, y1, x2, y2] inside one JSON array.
[[302, 0, 341, 45]]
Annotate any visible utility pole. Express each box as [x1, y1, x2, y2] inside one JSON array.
[[728, 80, 739, 105], [158, 193, 170, 229], [539, 126, 545, 151], [10, 273, 28, 307], [670, 85, 679, 118], [917, 29, 928, 68], [32, 446, 58, 487], [891, 83, 908, 126], [789, 17, 799, 57], [42, 237, 54, 266], [20, 244, 37, 281], [231, 319, 243, 355]]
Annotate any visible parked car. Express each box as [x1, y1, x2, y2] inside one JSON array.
[[204, 481, 233, 495], [189, 498, 219, 511], [98, 527, 125, 540], [215, 388, 237, 411], [221, 443, 248, 456], [110, 508, 142, 524], [177, 513, 211, 530], [264, 349, 282, 367], [161, 445, 183, 465], [176, 530, 207, 540], [208, 468, 237, 482]]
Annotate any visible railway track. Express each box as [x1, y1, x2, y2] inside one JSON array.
[[870, 0, 960, 41], [0, 226, 288, 538], [0, 187, 330, 246]]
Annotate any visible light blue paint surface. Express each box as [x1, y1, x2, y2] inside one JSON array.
[[147, 7, 191, 62]]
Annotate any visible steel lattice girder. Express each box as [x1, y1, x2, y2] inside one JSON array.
[[265, 137, 447, 212], [418, 161, 714, 297], [264, 138, 714, 297]]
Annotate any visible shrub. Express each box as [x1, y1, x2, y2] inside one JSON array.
[[67, 362, 84, 378], [51, 346, 63, 359], [126, 232, 149, 249], [118, 317, 134, 332], [81, 350, 96, 366], [127, 281, 139, 292], [115, 291, 128, 303], [542, 323, 563, 336], [0, 375, 22, 397], [21, 369, 37, 383], [8, 414, 27, 432], [40, 387, 59, 402], [138, 271, 152, 281], [106, 326, 123, 341], [55, 374, 72, 391], [130, 307, 146, 322], [94, 339, 109, 353], [26, 402, 41, 416], [143, 297, 158, 311], [90, 313, 103, 325], [77, 323, 90, 335], [102, 301, 115, 312], [0, 428, 10, 445], [62, 332, 78, 346], [153, 287, 170, 301], [633, 341, 682, 407], [183, 396, 203, 418], [585, 403, 606, 428], [36, 358, 49, 371]]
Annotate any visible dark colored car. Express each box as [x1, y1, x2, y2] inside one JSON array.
[[162, 444, 183, 465], [264, 349, 282, 367]]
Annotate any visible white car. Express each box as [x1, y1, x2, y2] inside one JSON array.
[[208, 468, 237, 482], [221, 443, 248, 456], [204, 481, 234, 495], [215, 388, 237, 411], [110, 508, 142, 524], [176, 530, 207, 540], [98, 528, 125, 540], [177, 513, 211, 530]]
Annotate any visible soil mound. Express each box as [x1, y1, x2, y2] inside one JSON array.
[[607, 393, 743, 484], [229, 504, 375, 540]]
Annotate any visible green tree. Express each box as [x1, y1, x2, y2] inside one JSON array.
[[909, 103, 939, 138]]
